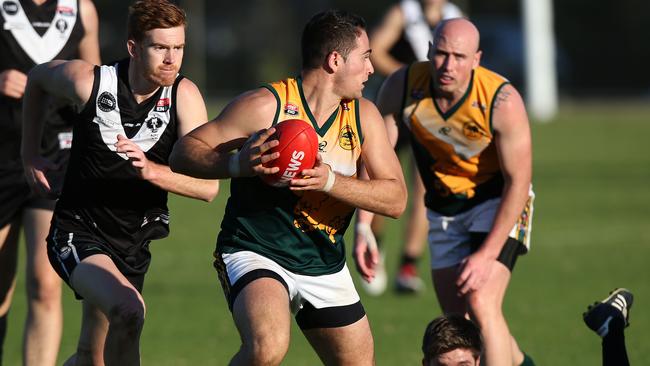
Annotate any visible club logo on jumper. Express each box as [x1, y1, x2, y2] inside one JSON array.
[[411, 88, 425, 100], [338, 125, 357, 150], [145, 116, 163, 133], [56, 6, 75, 16], [318, 141, 327, 152], [155, 98, 170, 112], [284, 103, 299, 116], [2, 1, 18, 15], [462, 122, 486, 141], [55, 19, 68, 33], [438, 126, 452, 136], [97, 92, 116, 112]]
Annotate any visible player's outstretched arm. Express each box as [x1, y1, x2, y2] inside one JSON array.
[[456, 83, 532, 295], [21, 60, 95, 197], [118, 78, 219, 202], [169, 87, 280, 180]]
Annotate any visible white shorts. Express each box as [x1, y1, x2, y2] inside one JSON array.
[[428, 191, 534, 270], [217, 250, 361, 314]]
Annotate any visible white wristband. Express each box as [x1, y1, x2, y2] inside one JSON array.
[[228, 153, 240, 178], [322, 166, 336, 192], [355, 222, 378, 251]]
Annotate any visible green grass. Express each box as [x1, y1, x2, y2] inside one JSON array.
[[4, 103, 650, 365]]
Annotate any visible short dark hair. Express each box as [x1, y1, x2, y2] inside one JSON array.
[[301, 9, 367, 70], [127, 0, 186, 42], [422, 315, 483, 362]]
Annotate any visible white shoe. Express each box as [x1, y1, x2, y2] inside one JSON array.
[[360, 251, 387, 296]]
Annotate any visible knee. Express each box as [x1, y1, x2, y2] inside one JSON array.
[[26, 274, 61, 306], [241, 332, 289, 366], [467, 292, 501, 323], [107, 294, 146, 336]]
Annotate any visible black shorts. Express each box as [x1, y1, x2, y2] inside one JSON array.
[[47, 221, 150, 298], [0, 149, 69, 227], [0, 172, 56, 228], [469, 233, 527, 272]]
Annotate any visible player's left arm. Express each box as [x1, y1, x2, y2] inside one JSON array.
[[457, 83, 532, 294], [78, 0, 101, 65], [115, 79, 219, 202]]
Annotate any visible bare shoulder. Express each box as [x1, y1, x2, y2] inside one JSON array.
[[492, 83, 529, 132], [79, 0, 98, 16], [210, 87, 278, 134], [226, 87, 276, 119], [41, 59, 95, 89], [357, 97, 389, 142], [493, 83, 524, 110], [79, 0, 98, 26], [33, 59, 96, 106], [64, 60, 96, 88], [358, 97, 382, 119], [176, 78, 203, 99]]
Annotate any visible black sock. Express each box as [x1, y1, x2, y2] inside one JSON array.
[[520, 353, 535, 366], [602, 317, 629, 366], [0, 313, 7, 366], [400, 254, 418, 267]]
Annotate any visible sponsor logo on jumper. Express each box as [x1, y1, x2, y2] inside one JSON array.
[[318, 141, 327, 152], [155, 98, 170, 112], [123, 121, 142, 128], [284, 103, 299, 116], [56, 6, 75, 16], [341, 102, 350, 111], [31, 21, 51, 28]]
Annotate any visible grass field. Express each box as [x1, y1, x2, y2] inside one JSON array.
[[3, 103, 650, 365]]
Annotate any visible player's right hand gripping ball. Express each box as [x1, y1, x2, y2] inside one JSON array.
[[261, 119, 318, 187]]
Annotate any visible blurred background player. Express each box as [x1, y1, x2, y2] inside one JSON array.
[[584, 288, 634, 366], [21, 1, 218, 364], [358, 0, 464, 295], [422, 314, 482, 366], [0, 0, 99, 365]]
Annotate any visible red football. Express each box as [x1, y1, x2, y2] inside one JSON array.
[[261, 119, 319, 187]]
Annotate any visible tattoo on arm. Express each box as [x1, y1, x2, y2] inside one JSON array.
[[493, 87, 511, 109]]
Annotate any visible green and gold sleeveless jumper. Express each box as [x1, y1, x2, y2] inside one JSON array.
[[402, 62, 510, 215], [216, 77, 363, 276]]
